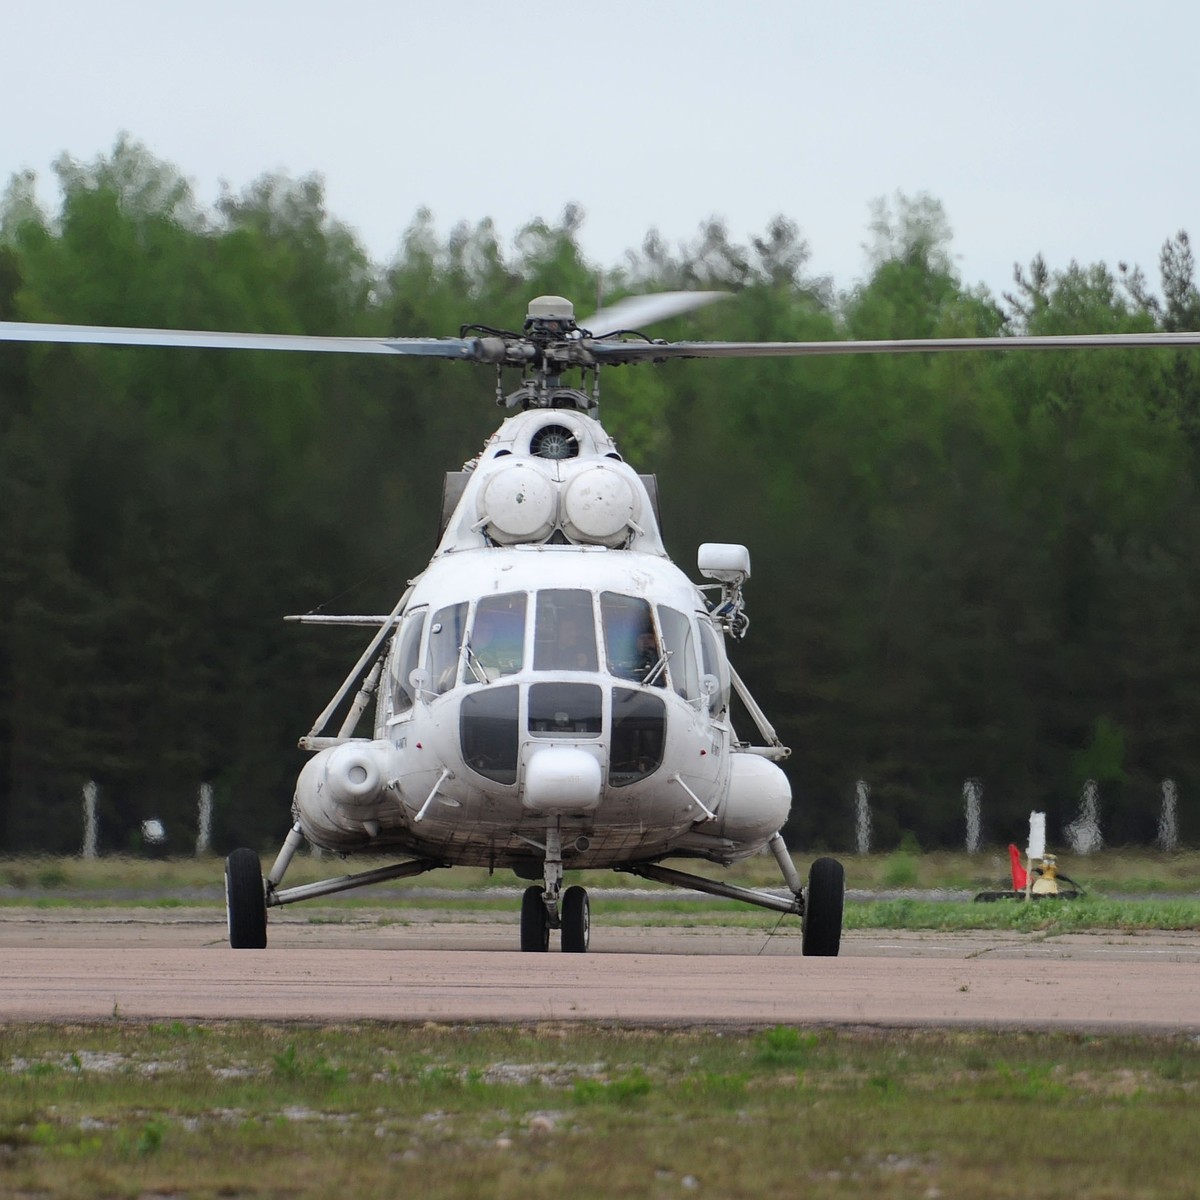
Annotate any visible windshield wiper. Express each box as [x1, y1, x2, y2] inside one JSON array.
[[643, 649, 671, 688]]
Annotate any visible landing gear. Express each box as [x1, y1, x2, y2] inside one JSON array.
[[621, 834, 845, 957], [801, 856, 844, 957], [520, 884, 551, 951], [518, 883, 591, 953], [519, 825, 591, 952], [225, 847, 268, 949], [561, 885, 590, 953]]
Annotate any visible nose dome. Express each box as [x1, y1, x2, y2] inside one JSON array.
[[523, 747, 602, 815]]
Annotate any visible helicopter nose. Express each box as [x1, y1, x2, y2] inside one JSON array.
[[523, 747, 602, 815]]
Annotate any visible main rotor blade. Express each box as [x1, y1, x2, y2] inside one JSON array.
[[583, 291, 728, 338], [586, 330, 1200, 363], [0, 320, 475, 358]]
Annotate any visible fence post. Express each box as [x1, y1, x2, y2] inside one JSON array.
[[854, 780, 871, 855], [197, 782, 213, 855], [82, 780, 99, 859], [1158, 779, 1179, 853], [963, 778, 982, 854]]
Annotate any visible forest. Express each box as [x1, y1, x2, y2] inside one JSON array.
[[1, 138, 1197, 855]]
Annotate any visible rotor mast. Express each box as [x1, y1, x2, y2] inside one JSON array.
[[483, 296, 601, 415]]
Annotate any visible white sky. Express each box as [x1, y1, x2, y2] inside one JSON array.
[[3, 0, 1198, 304]]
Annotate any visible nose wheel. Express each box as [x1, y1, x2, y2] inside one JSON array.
[[520, 885, 551, 951], [520, 882, 591, 952], [561, 885, 590, 952]]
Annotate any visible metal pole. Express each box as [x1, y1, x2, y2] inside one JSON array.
[[82, 781, 99, 859], [196, 782, 213, 855]]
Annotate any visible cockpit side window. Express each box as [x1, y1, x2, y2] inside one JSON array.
[[467, 592, 527, 683], [601, 592, 664, 686], [698, 615, 730, 714], [389, 607, 427, 716], [534, 589, 599, 672], [657, 605, 699, 701], [427, 601, 468, 695]]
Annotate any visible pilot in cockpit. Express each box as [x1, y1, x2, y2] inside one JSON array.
[[555, 616, 593, 670], [470, 609, 523, 680], [634, 629, 660, 678]]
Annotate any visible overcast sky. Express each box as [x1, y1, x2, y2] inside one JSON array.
[[3, 0, 1197, 306]]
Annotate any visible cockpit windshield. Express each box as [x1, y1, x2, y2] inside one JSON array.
[[426, 588, 699, 695], [534, 589, 599, 672], [467, 592, 526, 682], [600, 592, 664, 686]]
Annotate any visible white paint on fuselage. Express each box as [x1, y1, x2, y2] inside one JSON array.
[[382, 546, 731, 868], [290, 406, 792, 874]]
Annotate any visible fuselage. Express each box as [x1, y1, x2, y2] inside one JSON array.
[[292, 407, 792, 872]]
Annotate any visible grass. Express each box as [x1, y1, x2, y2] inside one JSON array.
[[4, 849, 1200, 933], [2, 1022, 1198, 1199], [3, 855, 1198, 1195], [6, 846, 1200, 893]]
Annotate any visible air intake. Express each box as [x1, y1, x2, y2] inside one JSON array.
[[530, 424, 579, 460]]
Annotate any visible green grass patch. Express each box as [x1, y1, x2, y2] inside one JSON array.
[[846, 895, 1200, 933], [4, 851, 1200, 936], [2, 1022, 1198, 1198], [6, 847, 1200, 896]]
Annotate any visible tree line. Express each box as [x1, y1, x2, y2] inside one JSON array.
[[1, 139, 1197, 855]]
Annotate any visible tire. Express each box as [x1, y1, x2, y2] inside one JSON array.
[[520, 884, 550, 952], [561, 885, 590, 953], [802, 856, 844, 957], [225, 848, 268, 949]]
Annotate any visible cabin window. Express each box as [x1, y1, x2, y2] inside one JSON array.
[[533, 589, 599, 672], [389, 607, 427, 716], [698, 617, 730, 713], [466, 592, 526, 682], [610, 687, 666, 785], [460, 685, 519, 784], [428, 601, 468, 695], [657, 605, 699, 701], [528, 682, 602, 738], [601, 592, 664, 686]]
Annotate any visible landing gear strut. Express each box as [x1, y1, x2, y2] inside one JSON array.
[[519, 825, 591, 952], [621, 833, 845, 957], [224, 823, 446, 949]]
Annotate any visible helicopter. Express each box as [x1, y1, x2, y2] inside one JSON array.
[[4, 294, 1200, 954]]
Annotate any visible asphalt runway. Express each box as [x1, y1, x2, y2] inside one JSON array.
[[2, 907, 1198, 1031]]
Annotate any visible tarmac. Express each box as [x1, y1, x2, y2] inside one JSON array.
[[2, 906, 1198, 1032]]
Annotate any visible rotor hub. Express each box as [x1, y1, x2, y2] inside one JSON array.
[[524, 295, 579, 339]]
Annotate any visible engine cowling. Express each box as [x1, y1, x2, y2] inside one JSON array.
[[718, 754, 792, 843], [294, 741, 394, 846]]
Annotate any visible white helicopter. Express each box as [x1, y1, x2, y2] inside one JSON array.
[[4, 294, 1198, 954]]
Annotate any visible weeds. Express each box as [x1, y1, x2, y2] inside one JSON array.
[[752, 1025, 819, 1068], [3, 1023, 1197, 1198]]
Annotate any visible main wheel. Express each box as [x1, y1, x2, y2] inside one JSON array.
[[801, 856, 844, 957], [561, 885, 590, 953], [225, 848, 267, 949], [520, 884, 550, 952]]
